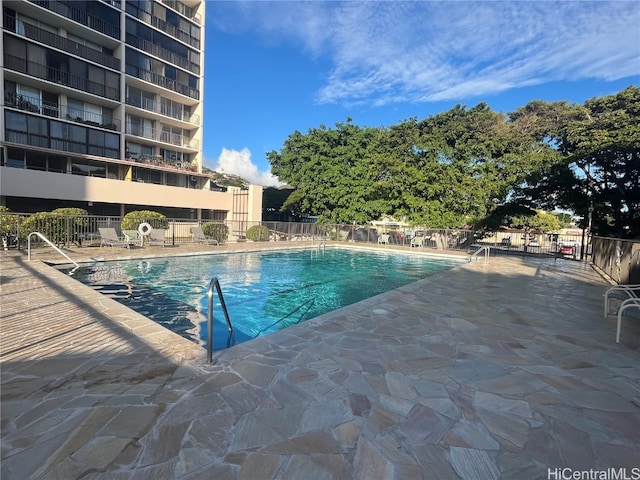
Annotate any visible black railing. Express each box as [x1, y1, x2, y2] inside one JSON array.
[[4, 54, 119, 100], [4, 15, 120, 70], [5, 92, 120, 131], [161, 0, 201, 24], [5, 129, 119, 159], [125, 33, 199, 75], [29, 0, 120, 38], [125, 2, 200, 48], [126, 64, 199, 100], [126, 95, 200, 124]]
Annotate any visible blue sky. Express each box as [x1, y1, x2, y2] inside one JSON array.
[[202, 1, 640, 186]]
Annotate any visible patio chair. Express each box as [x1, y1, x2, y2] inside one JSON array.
[[616, 297, 640, 343], [190, 226, 219, 245], [410, 235, 425, 248], [98, 228, 132, 248], [122, 229, 143, 247], [148, 228, 167, 247], [378, 234, 390, 245], [604, 284, 640, 318]]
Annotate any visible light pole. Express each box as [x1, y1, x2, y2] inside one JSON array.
[[586, 202, 593, 258], [581, 201, 593, 260]]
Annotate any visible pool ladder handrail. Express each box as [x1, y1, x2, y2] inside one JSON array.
[[207, 277, 233, 364], [28, 231, 80, 274], [314, 234, 326, 252], [469, 244, 490, 263]]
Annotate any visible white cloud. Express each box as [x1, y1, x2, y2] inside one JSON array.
[[211, 1, 640, 106], [207, 148, 282, 187]]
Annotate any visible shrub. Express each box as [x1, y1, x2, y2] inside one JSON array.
[[121, 210, 168, 230], [201, 222, 229, 243], [0, 206, 13, 237], [246, 225, 270, 241], [19, 208, 89, 244]]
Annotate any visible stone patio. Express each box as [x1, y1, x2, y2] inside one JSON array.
[[1, 243, 639, 479]]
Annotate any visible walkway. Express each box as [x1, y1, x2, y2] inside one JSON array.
[[1, 244, 639, 479]]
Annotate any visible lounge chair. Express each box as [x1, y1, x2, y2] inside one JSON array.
[[378, 234, 390, 245], [99, 228, 133, 248], [410, 235, 425, 248], [616, 297, 640, 343], [148, 228, 167, 247], [604, 284, 640, 318], [190, 226, 219, 245], [122, 229, 143, 247]]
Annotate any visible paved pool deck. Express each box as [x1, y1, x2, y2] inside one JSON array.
[[1, 242, 639, 479]]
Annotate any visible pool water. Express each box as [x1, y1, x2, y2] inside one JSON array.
[[69, 248, 461, 350]]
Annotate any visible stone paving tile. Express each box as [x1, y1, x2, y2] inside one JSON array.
[[2, 244, 640, 479]]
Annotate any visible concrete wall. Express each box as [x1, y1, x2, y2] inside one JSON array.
[[0, 167, 263, 222]]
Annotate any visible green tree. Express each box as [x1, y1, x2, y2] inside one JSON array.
[[20, 208, 89, 244], [121, 210, 168, 230], [246, 225, 269, 241], [268, 120, 387, 223], [201, 222, 228, 243], [510, 211, 562, 233], [513, 86, 640, 237], [266, 87, 638, 235], [566, 86, 640, 237]]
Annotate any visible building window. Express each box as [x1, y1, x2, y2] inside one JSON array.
[[5, 147, 25, 169]]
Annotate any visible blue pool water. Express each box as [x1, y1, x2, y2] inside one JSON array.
[[69, 248, 461, 350]]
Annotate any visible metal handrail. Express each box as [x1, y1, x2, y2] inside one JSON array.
[[28, 232, 79, 274], [470, 245, 490, 263], [206, 277, 233, 363]]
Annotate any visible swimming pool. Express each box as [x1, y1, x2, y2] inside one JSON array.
[[69, 248, 462, 350]]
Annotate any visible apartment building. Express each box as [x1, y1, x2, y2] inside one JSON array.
[[0, 0, 262, 223]]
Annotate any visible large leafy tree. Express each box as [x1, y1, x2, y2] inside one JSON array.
[[267, 120, 386, 223], [566, 86, 640, 236], [513, 86, 640, 237], [267, 87, 638, 234]]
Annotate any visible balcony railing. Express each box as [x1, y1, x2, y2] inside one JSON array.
[[125, 33, 199, 75], [161, 0, 202, 24], [125, 64, 199, 100], [4, 14, 120, 70], [5, 54, 120, 101], [99, 0, 121, 9], [160, 131, 199, 149], [126, 123, 156, 140], [4, 92, 121, 131], [126, 95, 200, 124], [126, 122, 198, 149], [29, 0, 120, 39], [125, 152, 197, 172], [125, 3, 200, 48], [5, 129, 119, 159]]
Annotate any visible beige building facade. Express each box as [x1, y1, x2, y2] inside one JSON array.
[[0, 0, 262, 222]]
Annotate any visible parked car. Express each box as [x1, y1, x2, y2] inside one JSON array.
[[559, 246, 576, 256]]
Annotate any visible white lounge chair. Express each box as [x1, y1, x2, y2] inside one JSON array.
[[410, 235, 425, 248], [604, 284, 640, 318], [378, 234, 390, 245], [122, 229, 143, 247], [190, 226, 219, 245], [148, 229, 167, 247], [99, 228, 132, 248], [616, 297, 640, 343]]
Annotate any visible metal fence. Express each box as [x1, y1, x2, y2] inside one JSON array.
[[0, 213, 332, 249], [0, 212, 589, 259]]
